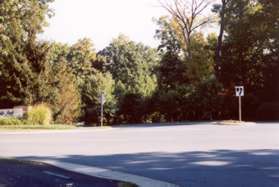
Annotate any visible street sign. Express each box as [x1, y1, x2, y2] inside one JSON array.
[[100, 93, 106, 105], [235, 86, 244, 97], [235, 86, 244, 121]]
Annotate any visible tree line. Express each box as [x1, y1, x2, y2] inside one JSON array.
[[0, 0, 278, 125]]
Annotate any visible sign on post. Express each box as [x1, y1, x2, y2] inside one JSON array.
[[100, 93, 106, 105], [235, 86, 244, 97], [235, 86, 244, 122]]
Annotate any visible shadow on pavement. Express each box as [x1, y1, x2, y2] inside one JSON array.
[[0, 159, 129, 187], [111, 122, 214, 129], [18, 149, 279, 187]]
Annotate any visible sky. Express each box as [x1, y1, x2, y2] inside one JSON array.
[[40, 0, 166, 50]]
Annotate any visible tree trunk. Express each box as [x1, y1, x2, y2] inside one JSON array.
[[215, 0, 227, 73]]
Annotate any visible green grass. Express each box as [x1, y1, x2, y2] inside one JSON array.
[[0, 124, 76, 130]]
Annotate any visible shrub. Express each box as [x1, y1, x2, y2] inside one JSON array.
[[0, 117, 23, 126], [27, 104, 52, 125]]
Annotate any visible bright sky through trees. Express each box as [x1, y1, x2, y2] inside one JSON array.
[[40, 0, 165, 50]]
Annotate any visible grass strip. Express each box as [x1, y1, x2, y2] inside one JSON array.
[[0, 124, 76, 130]]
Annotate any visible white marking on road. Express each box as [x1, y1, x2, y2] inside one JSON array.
[[36, 159, 179, 187], [43, 171, 71, 180], [193, 161, 230, 166]]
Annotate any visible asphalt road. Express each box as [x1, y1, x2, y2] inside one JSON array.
[[0, 159, 123, 187], [1, 122, 279, 187]]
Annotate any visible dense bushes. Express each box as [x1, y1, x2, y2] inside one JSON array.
[[27, 104, 52, 125]]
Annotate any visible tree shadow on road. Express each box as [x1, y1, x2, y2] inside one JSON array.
[[111, 121, 214, 129], [18, 149, 279, 187]]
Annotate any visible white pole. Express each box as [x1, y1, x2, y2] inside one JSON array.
[[239, 96, 242, 122], [100, 93, 104, 127], [101, 100, 104, 127]]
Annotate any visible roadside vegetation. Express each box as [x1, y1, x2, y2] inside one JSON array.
[[0, 124, 75, 130], [0, 104, 75, 130], [0, 0, 278, 126]]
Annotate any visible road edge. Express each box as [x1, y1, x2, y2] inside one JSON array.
[[34, 159, 179, 187]]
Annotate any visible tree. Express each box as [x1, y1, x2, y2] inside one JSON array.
[[155, 16, 183, 55], [0, 0, 53, 107], [154, 13, 218, 122], [100, 35, 159, 98], [215, 0, 279, 120], [82, 71, 117, 125], [99, 35, 159, 123], [159, 0, 214, 57], [50, 59, 81, 124], [156, 16, 215, 87], [67, 38, 97, 86], [24, 41, 81, 124], [212, 0, 232, 72]]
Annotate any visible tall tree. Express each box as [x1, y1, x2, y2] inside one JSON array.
[[159, 0, 213, 57], [212, 0, 232, 72], [216, 0, 279, 119], [50, 58, 81, 124], [154, 11, 218, 122], [99, 35, 159, 123], [156, 17, 215, 87], [0, 0, 53, 107]]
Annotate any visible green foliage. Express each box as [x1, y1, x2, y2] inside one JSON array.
[[82, 71, 116, 124], [215, 0, 279, 119], [100, 35, 159, 98], [153, 27, 218, 122], [0, 0, 81, 124], [155, 17, 181, 55], [49, 60, 81, 124], [186, 33, 215, 85], [117, 93, 146, 123], [99, 35, 159, 123], [0, 0, 278, 124], [0, 117, 24, 126], [0, 124, 76, 130], [0, 0, 53, 107], [39, 42, 82, 124], [67, 38, 97, 86], [27, 104, 52, 125]]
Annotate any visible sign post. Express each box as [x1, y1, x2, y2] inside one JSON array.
[[235, 86, 244, 122], [100, 92, 106, 127]]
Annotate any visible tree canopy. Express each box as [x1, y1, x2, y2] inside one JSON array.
[[0, 0, 278, 124]]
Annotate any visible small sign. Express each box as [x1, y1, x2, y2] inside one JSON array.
[[235, 86, 244, 97], [100, 93, 106, 105], [0, 108, 24, 118]]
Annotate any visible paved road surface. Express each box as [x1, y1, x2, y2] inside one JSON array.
[[0, 159, 124, 187], [1, 122, 279, 187]]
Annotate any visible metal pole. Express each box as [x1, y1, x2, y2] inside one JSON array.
[[239, 96, 242, 122], [101, 101, 104, 127]]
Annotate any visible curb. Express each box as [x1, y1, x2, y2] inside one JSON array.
[[213, 121, 257, 126], [0, 127, 113, 135], [34, 159, 179, 187]]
